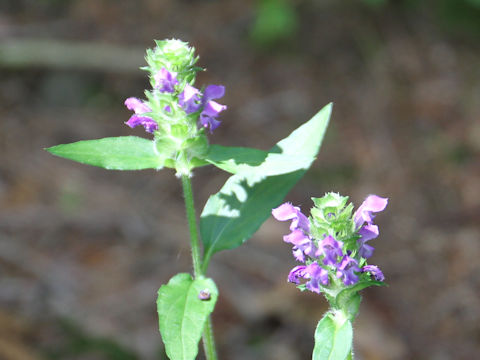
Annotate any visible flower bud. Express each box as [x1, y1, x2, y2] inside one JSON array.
[[144, 39, 199, 85]]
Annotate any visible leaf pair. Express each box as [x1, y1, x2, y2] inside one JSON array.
[[46, 103, 333, 360]]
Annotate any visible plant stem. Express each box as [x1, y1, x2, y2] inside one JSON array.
[[181, 174, 203, 277], [181, 174, 218, 360], [202, 316, 218, 360]]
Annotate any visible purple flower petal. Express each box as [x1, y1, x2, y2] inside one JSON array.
[[125, 115, 158, 133], [272, 202, 298, 221], [292, 248, 305, 262], [362, 265, 385, 281], [202, 100, 227, 117], [288, 265, 306, 284], [353, 195, 388, 228], [317, 235, 344, 266], [304, 262, 329, 293], [125, 97, 151, 114], [154, 68, 178, 93], [199, 113, 222, 133], [357, 224, 378, 259], [179, 84, 202, 114], [283, 229, 309, 246], [199, 100, 227, 133], [336, 256, 360, 286], [272, 202, 310, 232], [203, 85, 225, 101]]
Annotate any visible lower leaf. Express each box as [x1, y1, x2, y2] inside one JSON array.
[[313, 311, 353, 360], [157, 273, 218, 360]]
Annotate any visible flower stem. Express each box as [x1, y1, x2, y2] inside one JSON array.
[[202, 316, 218, 360], [180, 174, 218, 360], [181, 174, 203, 277]]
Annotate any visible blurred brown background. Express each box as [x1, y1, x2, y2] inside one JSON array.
[[0, 0, 479, 359]]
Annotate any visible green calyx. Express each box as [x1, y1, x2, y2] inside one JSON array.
[[143, 39, 201, 86], [310, 192, 357, 251]]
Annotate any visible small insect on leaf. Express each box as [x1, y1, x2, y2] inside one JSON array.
[[198, 289, 211, 301]]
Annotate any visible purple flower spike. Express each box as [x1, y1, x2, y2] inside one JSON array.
[[318, 235, 344, 266], [336, 256, 361, 286], [362, 265, 385, 281], [353, 195, 388, 228], [357, 224, 379, 259], [304, 262, 329, 293], [288, 265, 306, 284], [179, 85, 202, 114], [124, 97, 158, 133], [154, 68, 178, 93], [272, 203, 310, 232]]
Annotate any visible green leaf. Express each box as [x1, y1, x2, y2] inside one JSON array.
[[200, 103, 332, 266], [313, 312, 353, 360], [205, 144, 315, 176], [46, 136, 163, 170], [157, 273, 218, 360], [205, 145, 269, 173]]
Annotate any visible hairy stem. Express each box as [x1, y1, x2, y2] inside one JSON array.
[[181, 174, 203, 277], [181, 174, 218, 360]]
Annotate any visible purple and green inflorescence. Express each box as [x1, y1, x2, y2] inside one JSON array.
[[123, 39, 227, 175], [272, 193, 388, 295]]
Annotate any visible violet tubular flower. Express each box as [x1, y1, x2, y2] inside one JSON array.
[[199, 85, 227, 132], [273, 202, 313, 262], [179, 84, 202, 114], [154, 68, 178, 93], [353, 194, 388, 229], [336, 255, 361, 286], [124, 97, 158, 133], [304, 262, 329, 293], [362, 265, 385, 281], [272, 202, 310, 232], [357, 223, 378, 259], [288, 265, 306, 284], [317, 235, 343, 266], [284, 229, 316, 262]]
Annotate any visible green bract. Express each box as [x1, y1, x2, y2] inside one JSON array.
[[310, 193, 357, 251], [144, 39, 199, 86]]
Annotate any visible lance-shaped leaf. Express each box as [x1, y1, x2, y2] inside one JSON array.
[[45, 136, 163, 170], [200, 103, 332, 267], [157, 273, 218, 360], [313, 312, 353, 360]]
